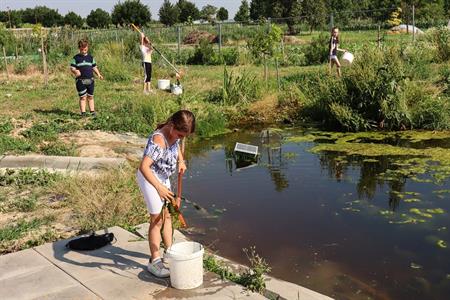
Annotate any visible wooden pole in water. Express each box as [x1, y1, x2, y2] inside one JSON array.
[[3, 46, 9, 80]]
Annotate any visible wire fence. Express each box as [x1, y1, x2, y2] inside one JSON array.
[[2, 6, 449, 66]]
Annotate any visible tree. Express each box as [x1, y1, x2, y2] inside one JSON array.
[[217, 7, 229, 21], [21, 6, 63, 27], [247, 23, 283, 81], [86, 9, 111, 28], [111, 0, 151, 27], [234, 0, 250, 22], [64, 12, 83, 28], [301, 0, 327, 32], [176, 0, 200, 23], [250, 0, 270, 20], [159, 0, 180, 26], [200, 5, 217, 22]]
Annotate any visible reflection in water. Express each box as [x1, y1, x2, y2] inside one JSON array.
[[319, 152, 412, 211], [183, 129, 450, 300]]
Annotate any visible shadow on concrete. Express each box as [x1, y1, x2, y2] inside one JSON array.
[[49, 234, 170, 287]]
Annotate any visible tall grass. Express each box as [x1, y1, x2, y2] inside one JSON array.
[[52, 166, 147, 231]]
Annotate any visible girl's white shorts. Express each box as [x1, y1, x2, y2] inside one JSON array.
[[136, 169, 171, 215]]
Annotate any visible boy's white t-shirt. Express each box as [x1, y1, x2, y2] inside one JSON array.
[[140, 45, 152, 63]]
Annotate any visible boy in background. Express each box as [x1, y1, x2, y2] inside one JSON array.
[[70, 39, 103, 116]]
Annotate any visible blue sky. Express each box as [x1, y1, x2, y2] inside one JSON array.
[[1, 0, 241, 19]]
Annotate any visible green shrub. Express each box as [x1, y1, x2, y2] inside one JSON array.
[[277, 85, 305, 123], [208, 66, 261, 106], [280, 46, 307, 66], [220, 47, 240, 65], [425, 26, 450, 62], [304, 33, 329, 65], [187, 38, 221, 65], [191, 104, 228, 137]]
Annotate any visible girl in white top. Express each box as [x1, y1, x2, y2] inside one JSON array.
[[136, 110, 196, 278], [140, 32, 153, 94]]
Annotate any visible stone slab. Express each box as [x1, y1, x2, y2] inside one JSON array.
[[0, 155, 126, 172], [0, 248, 97, 300], [34, 226, 264, 299]]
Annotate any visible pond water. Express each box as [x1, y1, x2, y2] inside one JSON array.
[[180, 129, 450, 300]]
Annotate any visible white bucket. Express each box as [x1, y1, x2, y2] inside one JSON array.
[[166, 241, 204, 289], [171, 84, 183, 95], [157, 79, 170, 90], [342, 52, 354, 65]]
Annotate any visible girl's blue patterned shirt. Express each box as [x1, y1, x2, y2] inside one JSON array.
[[143, 130, 180, 180]]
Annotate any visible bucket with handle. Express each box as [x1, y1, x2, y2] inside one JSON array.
[[166, 241, 204, 289], [157, 79, 170, 90], [342, 51, 354, 65]]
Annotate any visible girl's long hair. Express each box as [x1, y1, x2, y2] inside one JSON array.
[[156, 110, 196, 134], [331, 27, 339, 43]]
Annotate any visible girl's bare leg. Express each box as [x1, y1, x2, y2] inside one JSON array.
[[148, 213, 163, 260]]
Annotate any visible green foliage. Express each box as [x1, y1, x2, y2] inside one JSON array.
[[64, 12, 83, 28], [86, 9, 112, 28], [21, 6, 63, 27], [176, 0, 201, 23], [159, 0, 180, 27], [303, 33, 329, 65], [208, 66, 260, 105], [13, 57, 32, 74], [187, 39, 219, 65], [204, 247, 271, 293], [192, 104, 228, 137], [97, 42, 133, 82], [237, 247, 271, 293], [0, 136, 36, 154], [217, 7, 229, 21], [247, 24, 283, 61], [425, 27, 450, 62], [12, 195, 38, 212], [0, 118, 13, 134], [41, 141, 77, 156], [0, 169, 62, 187], [112, 0, 152, 27], [277, 85, 305, 123], [200, 5, 218, 23], [85, 101, 154, 136], [289, 45, 450, 131], [0, 216, 54, 242], [0, 23, 15, 47], [21, 119, 76, 143], [234, 0, 250, 22]]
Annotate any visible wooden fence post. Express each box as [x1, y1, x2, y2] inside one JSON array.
[[3, 46, 9, 80], [41, 34, 48, 86]]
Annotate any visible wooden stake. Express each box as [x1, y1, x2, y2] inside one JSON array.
[[3, 46, 9, 80], [41, 33, 48, 86]]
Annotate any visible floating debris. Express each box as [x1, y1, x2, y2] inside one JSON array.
[[410, 262, 423, 269], [410, 208, 433, 218], [404, 198, 421, 203], [437, 240, 447, 248]]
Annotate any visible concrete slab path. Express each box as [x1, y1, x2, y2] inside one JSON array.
[[0, 226, 267, 300], [0, 155, 126, 172]]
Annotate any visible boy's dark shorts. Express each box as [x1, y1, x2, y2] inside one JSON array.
[[75, 78, 95, 97]]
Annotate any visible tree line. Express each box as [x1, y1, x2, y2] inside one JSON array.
[[0, 0, 449, 29]]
